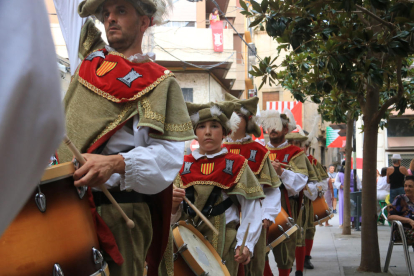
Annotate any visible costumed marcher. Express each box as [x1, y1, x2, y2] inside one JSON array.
[[257, 109, 317, 276], [285, 117, 330, 272], [53, 0, 195, 275], [334, 160, 362, 228], [171, 102, 265, 275], [222, 93, 281, 276], [0, 0, 64, 235], [387, 154, 409, 202]]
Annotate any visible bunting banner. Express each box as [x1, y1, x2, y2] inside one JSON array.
[[211, 21, 224, 52]]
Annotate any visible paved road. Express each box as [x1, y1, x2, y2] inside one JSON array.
[[267, 214, 413, 275]]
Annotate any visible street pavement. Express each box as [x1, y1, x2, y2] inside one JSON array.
[[268, 214, 413, 275]]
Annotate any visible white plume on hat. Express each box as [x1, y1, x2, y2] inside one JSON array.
[[229, 112, 242, 136], [256, 110, 283, 132], [306, 114, 320, 148], [283, 109, 296, 133], [296, 125, 305, 136]]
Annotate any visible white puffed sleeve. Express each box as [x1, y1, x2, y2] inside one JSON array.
[[316, 178, 329, 191], [262, 186, 281, 221], [119, 117, 185, 194], [235, 195, 263, 256], [279, 169, 308, 197], [304, 182, 318, 201]]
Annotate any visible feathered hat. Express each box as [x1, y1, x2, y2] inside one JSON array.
[[305, 114, 320, 148], [186, 102, 240, 136], [78, 0, 171, 26], [256, 108, 297, 133], [285, 125, 308, 142], [224, 93, 261, 137]]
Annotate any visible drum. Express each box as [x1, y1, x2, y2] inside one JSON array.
[[172, 221, 230, 276], [313, 195, 334, 225], [0, 162, 108, 276], [266, 208, 298, 253]]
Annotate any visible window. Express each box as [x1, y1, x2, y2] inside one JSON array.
[[182, 88, 193, 102], [387, 118, 414, 137], [388, 153, 414, 167]]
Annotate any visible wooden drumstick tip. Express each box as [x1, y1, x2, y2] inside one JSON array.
[[126, 219, 135, 229]]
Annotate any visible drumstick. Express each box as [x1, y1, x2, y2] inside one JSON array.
[[305, 185, 313, 197], [173, 184, 219, 235], [239, 223, 250, 256], [63, 135, 135, 229]]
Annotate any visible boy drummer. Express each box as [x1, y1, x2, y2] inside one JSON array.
[[172, 102, 264, 275], [257, 110, 318, 276], [222, 93, 281, 276]]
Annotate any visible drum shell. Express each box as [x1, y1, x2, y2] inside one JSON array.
[[312, 195, 330, 221], [0, 167, 101, 276], [172, 242, 198, 275], [267, 208, 291, 244]]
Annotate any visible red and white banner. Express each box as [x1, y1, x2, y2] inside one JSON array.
[[211, 21, 223, 52], [266, 101, 303, 128]]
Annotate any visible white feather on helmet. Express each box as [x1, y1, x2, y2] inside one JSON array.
[[283, 109, 297, 133], [255, 110, 283, 132]]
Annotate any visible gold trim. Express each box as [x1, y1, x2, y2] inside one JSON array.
[[213, 215, 220, 251], [141, 98, 193, 132], [108, 51, 127, 59], [253, 151, 270, 175], [234, 182, 264, 194], [164, 230, 174, 276], [259, 172, 280, 183], [83, 24, 100, 53], [78, 72, 174, 103], [90, 102, 136, 147]]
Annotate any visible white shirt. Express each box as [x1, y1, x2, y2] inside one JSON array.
[[266, 141, 308, 197], [225, 135, 281, 221], [171, 148, 263, 255], [53, 0, 185, 194], [377, 176, 390, 192], [0, 0, 65, 235]]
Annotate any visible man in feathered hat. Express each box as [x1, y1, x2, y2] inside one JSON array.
[[222, 93, 281, 276], [285, 115, 331, 272], [171, 102, 265, 275], [256, 109, 318, 276], [53, 0, 194, 275]]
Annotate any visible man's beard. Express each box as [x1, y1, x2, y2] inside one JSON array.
[[269, 133, 285, 145]]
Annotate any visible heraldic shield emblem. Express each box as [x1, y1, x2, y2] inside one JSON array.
[[269, 153, 277, 161], [201, 163, 215, 175], [96, 61, 117, 76], [229, 149, 241, 155]]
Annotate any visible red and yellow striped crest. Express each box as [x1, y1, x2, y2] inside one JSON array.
[[201, 163, 215, 175], [269, 153, 277, 161], [229, 148, 241, 155], [96, 61, 117, 77]]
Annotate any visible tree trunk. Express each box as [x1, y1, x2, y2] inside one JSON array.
[[342, 113, 353, 235], [358, 87, 381, 272]]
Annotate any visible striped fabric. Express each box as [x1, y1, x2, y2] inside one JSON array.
[[96, 61, 117, 77]]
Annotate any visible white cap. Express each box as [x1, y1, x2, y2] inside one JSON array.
[[391, 154, 402, 160]]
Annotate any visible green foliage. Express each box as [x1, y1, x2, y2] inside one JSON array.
[[240, 0, 414, 124]]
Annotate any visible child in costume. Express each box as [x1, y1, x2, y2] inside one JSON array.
[[222, 93, 281, 276], [171, 102, 265, 275], [257, 109, 318, 276], [285, 117, 329, 272]]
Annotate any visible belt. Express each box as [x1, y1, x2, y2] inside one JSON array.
[[93, 190, 149, 206]]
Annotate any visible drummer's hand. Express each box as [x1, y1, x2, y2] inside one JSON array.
[[172, 188, 186, 214], [73, 154, 125, 187], [271, 160, 284, 176], [262, 219, 273, 228], [234, 246, 251, 265]]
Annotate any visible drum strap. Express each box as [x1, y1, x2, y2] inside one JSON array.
[[93, 190, 149, 206], [183, 186, 234, 218]]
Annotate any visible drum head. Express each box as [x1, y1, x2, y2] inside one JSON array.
[[178, 225, 226, 276]]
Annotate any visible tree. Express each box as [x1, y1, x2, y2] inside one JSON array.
[[240, 0, 414, 272]]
